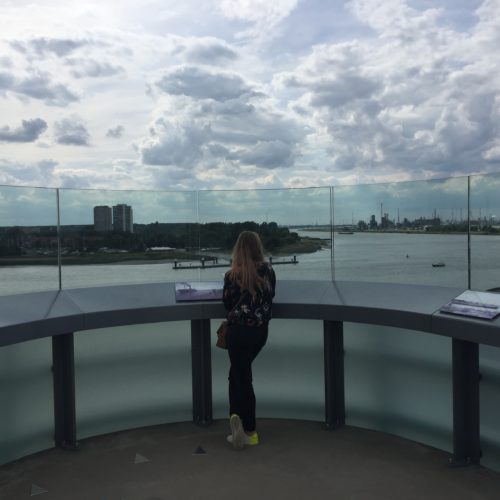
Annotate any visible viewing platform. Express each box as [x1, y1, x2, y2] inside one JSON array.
[[2, 280, 500, 499]]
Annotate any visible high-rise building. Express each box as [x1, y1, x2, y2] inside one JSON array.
[[113, 204, 133, 233], [93, 206, 112, 232]]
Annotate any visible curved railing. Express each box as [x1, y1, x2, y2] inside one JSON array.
[[1, 173, 500, 470], [1, 280, 497, 469]]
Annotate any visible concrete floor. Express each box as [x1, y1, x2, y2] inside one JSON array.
[[2, 419, 500, 500]]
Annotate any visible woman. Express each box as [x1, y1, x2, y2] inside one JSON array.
[[223, 231, 276, 449]]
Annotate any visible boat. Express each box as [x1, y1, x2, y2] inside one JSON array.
[[432, 262, 445, 267], [338, 231, 354, 234]]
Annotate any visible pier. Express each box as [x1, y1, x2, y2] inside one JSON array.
[[173, 255, 298, 270]]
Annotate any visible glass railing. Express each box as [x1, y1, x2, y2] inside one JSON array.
[[3, 173, 500, 291]]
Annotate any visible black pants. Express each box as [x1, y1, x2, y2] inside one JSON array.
[[227, 323, 268, 433]]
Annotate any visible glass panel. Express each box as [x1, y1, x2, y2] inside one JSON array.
[[58, 188, 201, 288], [333, 177, 469, 286], [479, 344, 500, 472], [212, 319, 325, 421], [469, 173, 500, 291], [344, 323, 452, 452], [197, 188, 332, 282], [0, 339, 53, 465], [0, 185, 58, 295], [75, 322, 192, 439]]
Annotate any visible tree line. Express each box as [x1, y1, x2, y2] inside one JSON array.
[[0, 222, 300, 256]]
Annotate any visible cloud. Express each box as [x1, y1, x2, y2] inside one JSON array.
[[10, 37, 93, 57], [272, 0, 500, 181], [0, 118, 48, 143], [0, 159, 58, 186], [17, 73, 78, 105], [156, 66, 254, 102], [0, 56, 12, 68], [66, 58, 125, 79], [238, 140, 295, 168], [0, 70, 78, 106], [346, 0, 443, 39], [309, 74, 381, 109], [0, 0, 499, 192], [218, 0, 299, 39], [141, 117, 209, 167], [183, 38, 238, 64], [54, 117, 90, 146], [106, 125, 124, 138], [0, 71, 15, 92], [140, 89, 306, 175]]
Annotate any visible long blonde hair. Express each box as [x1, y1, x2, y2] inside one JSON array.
[[229, 231, 266, 295]]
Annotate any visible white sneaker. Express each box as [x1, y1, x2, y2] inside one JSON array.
[[229, 414, 245, 450], [226, 432, 259, 446]]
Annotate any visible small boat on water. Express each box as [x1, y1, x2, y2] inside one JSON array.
[[338, 231, 354, 234], [432, 262, 446, 267]]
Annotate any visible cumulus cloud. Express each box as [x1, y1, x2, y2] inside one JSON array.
[[66, 58, 125, 78], [140, 83, 305, 174], [10, 37, 93, 57], [218, 0, 299, 39], [1, 0, 499, 192], [273, 0, 500, 179], [156, 66, 254, 102], [0, 118, 48, 143], [238, 140, 295, 168], [309, 74, 381, 109], [0, 70, 78, 106], [183, 38, 238, 64], [106, 125, 124, 138], [141, 117, 209, 167], [17, 73, 78, 105], [54, 117, 90, 146], [0, 56, 12, 68], [0, 71, 15, 91], [0, 159, 58, 186]]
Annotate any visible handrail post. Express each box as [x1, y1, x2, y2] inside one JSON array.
[[52, 333, 78, 449], [191, 319, 213, 425], [324, 320, 345, 429], [467, 176, 471, 289], [450, 338, 480, 466]]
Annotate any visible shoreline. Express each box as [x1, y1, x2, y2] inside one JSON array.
[[298, 229, 499, 236], [0, 237, 327, 267]]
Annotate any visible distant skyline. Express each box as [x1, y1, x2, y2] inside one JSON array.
[[1, 0, 500, 192]]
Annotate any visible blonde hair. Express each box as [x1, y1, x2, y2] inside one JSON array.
[[229, 231, 266, 295]]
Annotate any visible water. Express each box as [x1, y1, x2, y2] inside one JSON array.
[[1, 232, 499, 294]]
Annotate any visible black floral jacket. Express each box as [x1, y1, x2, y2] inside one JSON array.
[[223, 263, 276, 327]]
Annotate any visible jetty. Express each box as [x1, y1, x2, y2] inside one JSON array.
[[173, 255, 299, 270]]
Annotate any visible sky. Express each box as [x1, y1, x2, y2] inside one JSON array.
[[1, 0, 499, 196]]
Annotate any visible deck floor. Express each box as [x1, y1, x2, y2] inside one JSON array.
[[2, 419, 500, 500]]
